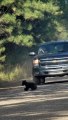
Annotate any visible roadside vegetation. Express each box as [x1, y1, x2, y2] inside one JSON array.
[[0, 0, 68, 81]]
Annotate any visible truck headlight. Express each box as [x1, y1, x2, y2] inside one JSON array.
[[33, 59, 40, 66]]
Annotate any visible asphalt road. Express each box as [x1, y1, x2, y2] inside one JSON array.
[[0, 76, 68, 120]]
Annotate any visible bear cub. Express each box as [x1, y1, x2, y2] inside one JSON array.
[[22, 80, 37, 91]]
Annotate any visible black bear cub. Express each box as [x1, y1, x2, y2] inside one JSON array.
[[22, 80, 37, 91]]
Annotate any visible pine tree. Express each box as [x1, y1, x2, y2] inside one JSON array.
[[0, 17, 6, 70], [0, 0, 63, 47], [0, 0, 68, 68]]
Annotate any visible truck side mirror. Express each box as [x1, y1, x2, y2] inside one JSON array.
[[29, 52, 36, 56]]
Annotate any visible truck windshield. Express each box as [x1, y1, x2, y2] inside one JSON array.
[[38, 42, 68, 55]]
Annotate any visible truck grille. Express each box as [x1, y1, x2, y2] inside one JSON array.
[[40, 57, 68, 67]]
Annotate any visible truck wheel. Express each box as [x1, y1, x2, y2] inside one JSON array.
[[40, 77, 45, 84], [33, 76, 40, 85]]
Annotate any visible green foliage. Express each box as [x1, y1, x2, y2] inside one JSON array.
[[0, 0, 14, 5], [0, 39, 6, 69], [8, 35, 34, 46], [1, 14, 16, 23], [1, 0, 68, 46], [0, 0, 68, 75]]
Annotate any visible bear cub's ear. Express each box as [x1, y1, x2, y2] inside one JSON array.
[[22, 80, 26, 85]]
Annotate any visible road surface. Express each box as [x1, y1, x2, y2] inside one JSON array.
[[0, 76, 68, 120]]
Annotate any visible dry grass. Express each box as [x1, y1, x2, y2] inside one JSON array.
[[0, 59, 32, 81]]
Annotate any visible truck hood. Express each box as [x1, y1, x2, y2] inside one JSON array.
[[38, 52, 68, 60]]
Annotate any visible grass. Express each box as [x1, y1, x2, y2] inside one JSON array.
[[0, 63, 32, 81], [0, 57, 32, 81], [0, 66, 22, 81], [0, 44, 36, 81]]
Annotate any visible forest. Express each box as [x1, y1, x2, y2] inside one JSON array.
[[0, 0, 68, 81]]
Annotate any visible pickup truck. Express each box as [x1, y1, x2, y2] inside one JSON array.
[[30, 40, 68, 84]]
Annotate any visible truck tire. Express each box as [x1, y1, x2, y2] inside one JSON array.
[[33, 76, 40, 85], [33, 76, 45, 85], [40, 77, 45, 84]]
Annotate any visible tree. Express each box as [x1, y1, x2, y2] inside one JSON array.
[[0, 0, 63, 45], [0, 0, 68, 67]]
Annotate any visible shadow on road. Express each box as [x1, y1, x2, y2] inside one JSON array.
[[45, 80, 68, 85], [0, 78, 68, 89]]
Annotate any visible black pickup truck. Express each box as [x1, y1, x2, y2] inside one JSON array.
[[30, 40, 68, 84]]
